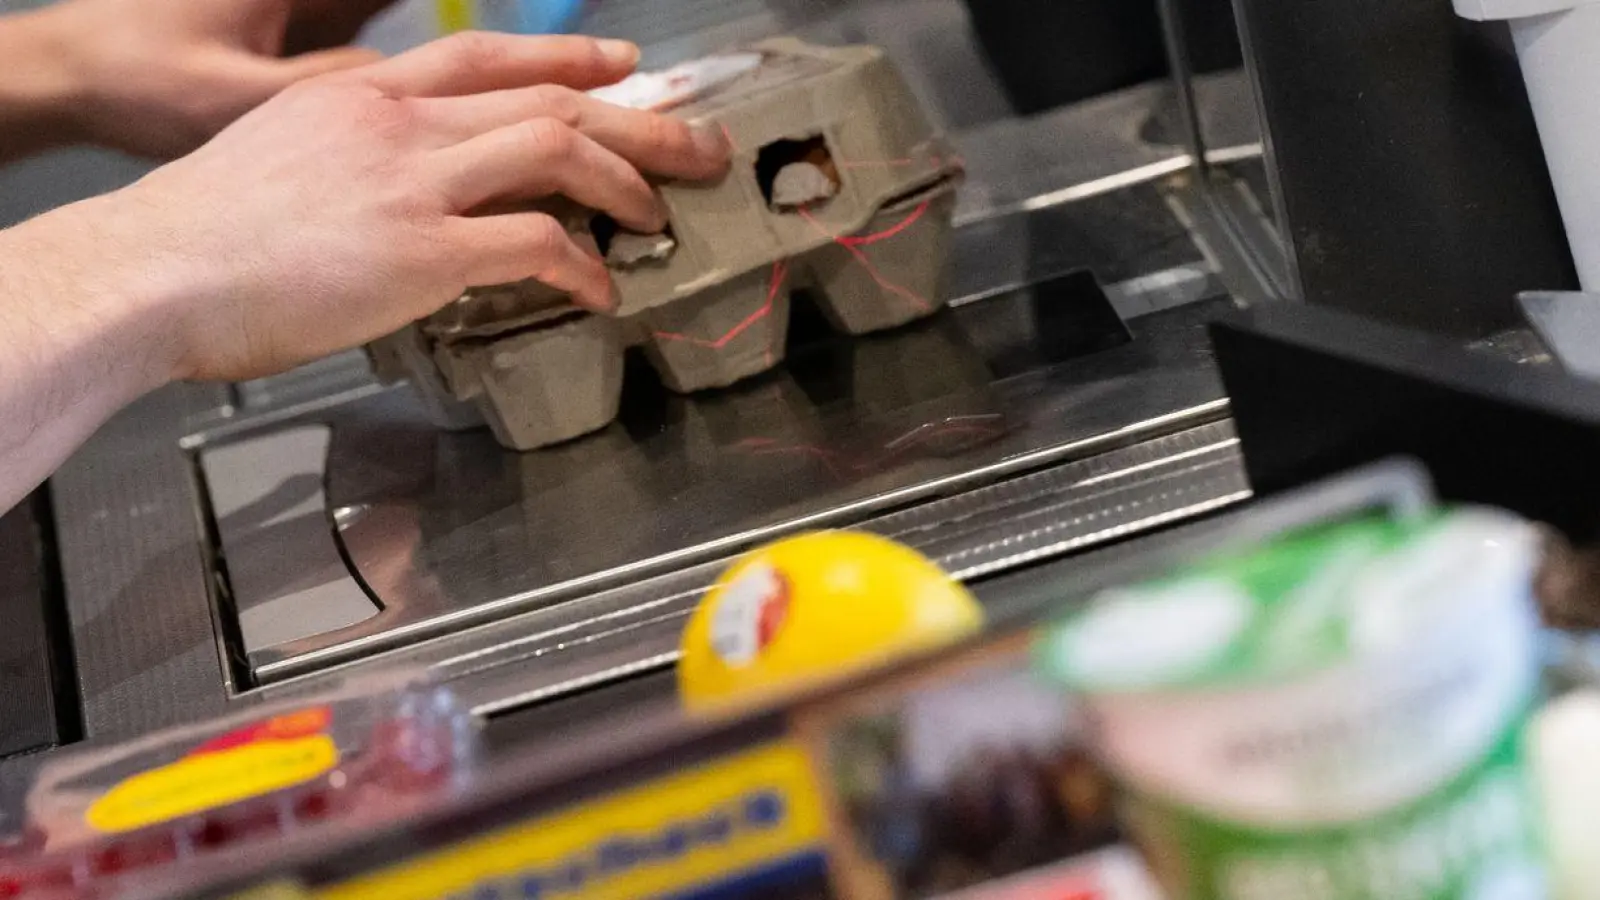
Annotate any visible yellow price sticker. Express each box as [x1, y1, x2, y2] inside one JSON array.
[[86, 735, 339, 834], [318, 742, 828, 900]]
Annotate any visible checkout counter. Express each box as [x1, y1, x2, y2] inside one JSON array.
[[0, 0, 1594, 897], [5, 0, 1281, 751]]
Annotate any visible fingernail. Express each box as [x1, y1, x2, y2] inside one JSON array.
[[691, 122, 732, 162], [599, 40, 640, 67]]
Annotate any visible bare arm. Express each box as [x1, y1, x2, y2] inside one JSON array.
[[0, 0, 400, 165], [0, 32, 730, 513], [0, 10, 85, 164], [0, 198, 185, 512]]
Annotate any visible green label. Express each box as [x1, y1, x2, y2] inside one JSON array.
[[1037, 509, 1537, 693], [1124, 722, 1544, 900]]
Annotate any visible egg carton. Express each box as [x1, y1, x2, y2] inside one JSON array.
[[368, 37, 964, 451]]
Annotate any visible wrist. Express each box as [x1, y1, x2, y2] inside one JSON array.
[[1, 192, 203, 397]]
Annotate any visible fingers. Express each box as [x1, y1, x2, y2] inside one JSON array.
[[363, 32, 638, 98], [420, 85, 731, 181], [447, 214, 614, 312], [430, 119, 665, 232]]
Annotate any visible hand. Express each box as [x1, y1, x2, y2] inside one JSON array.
[[28, 0, 401, 158], [93, 32, 732, 382]]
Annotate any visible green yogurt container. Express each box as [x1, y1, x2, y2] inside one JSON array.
[[1037, 509, 1547, 900]]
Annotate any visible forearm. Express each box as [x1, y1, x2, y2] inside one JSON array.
[[0, 7, 88, 165], [0, 197, 184, 513]]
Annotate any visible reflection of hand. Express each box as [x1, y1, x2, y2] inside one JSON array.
[[94, 32, 731, 381], [19, 0, 402, 158]]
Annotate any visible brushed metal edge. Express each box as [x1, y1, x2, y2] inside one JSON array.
[[427, 421, 1251, 716]]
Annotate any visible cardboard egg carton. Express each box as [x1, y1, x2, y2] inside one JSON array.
[[368, 37, 965, 451]]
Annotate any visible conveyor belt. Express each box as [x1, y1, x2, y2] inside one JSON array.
[[0, 491, 73, 760]]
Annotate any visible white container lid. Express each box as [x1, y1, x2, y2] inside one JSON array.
[[1454, 0, 1600, 22]]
